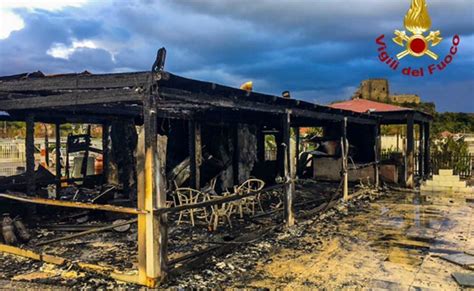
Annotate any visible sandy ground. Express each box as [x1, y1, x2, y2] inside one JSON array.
[[241, 191, 474, 289]]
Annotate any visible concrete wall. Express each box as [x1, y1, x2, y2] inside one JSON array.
[[381, 135, 419, 152], [313, 157, 374, 183]]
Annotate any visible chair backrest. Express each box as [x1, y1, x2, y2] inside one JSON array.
[[237, 178, 265, 194], [175, 188, 203, 206]]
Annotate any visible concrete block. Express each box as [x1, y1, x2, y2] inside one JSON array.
[[438, 169, 453, 176], [425, 180, 443, 186], [433, 175, 460, 182], [426, 180, 466, 187]]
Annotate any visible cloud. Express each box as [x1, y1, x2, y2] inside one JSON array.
[[0, 0, 472, 112], [0, 10, 24, 39], [47, 39, 98, 60], [1, 0, 89, 11]]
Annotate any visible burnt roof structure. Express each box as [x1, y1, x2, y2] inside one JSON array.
[[331, 98, 432, 187], [0, 70, 378, 126], [0, 50, 386, 287]]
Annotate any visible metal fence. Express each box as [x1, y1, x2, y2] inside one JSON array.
[[0, 141, 25, 163], [0, 140, 26, 177], [431, 153, 472, 178], [380, 150, 473, 178]]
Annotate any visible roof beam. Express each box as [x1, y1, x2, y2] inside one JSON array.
[[0, 89, 143, 110], [0, 71, 151, 92]]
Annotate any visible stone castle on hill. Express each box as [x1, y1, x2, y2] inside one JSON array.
[[352, 79, 420, 104]]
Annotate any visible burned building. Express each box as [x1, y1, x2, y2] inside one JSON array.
[[0, 50, 426, 287]]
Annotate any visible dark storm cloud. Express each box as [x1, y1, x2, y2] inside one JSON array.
[[0, 0, 472, 112]]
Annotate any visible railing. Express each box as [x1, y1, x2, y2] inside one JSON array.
[[431, 153, 472, 178], [0, 142, 26, 163], [379, 151, 473, 178]]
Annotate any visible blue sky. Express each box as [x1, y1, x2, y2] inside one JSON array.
[[0, 0, 472, 112]]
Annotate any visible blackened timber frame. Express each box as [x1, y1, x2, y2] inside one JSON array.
[[0, 68, 383, 287], [281, 111, 295, 226], [423, 122, 431, 178], [406, 114, 415, 188], [368, 110, 432, 184], [25, 114, 35, 196], [188, 120, 202, 190]]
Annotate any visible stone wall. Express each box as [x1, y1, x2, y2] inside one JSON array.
[[390, 94, 420, 104]]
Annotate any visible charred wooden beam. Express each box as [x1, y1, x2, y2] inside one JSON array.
[[142, 91, 168, 284], [0, 71, 151, 92], [406, 114, 415, 188], [257, 127, 265, 162], [188, 120, 202, 190], [0, 243, 141, 285], [159, 87, 377, 126], [25, 114, 35, 196], [102, 122, 110, 184], [0, 193, 146, 214], [282, 111, 294, 227], [373, 123, 380, 188], [44, 124, 49, 167], [423, 122, 431, 179], [295, 126, 300, 175], [418, 123, 424, 179], [55, 123, 61, 196], [6, 110, 119, 124], [81, 126, 91, 180], [341, 117, 349, 200], [136, 126, 146, 284], [0, 89, 143, 110], [232, 124, 240, 185], [36, 218, 138, 246]]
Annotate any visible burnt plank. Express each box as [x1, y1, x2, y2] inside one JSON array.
[[0, 88, 143, 110], [0, 71, 151, 92]]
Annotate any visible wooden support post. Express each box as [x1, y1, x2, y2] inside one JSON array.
[[136, 126, 146, 284], [102, 122, 110, 183], [276, 129, 284, 177], [257, 126, 265, 162], [25, 114, 35, 196], [406, 114, 415, 188], [282, 111, 294, 227], [232, 124, 240, 185], [418, 123, 424, 179], [295, 126, 300, 176], [341, 117, 349, 200], [55, 123, 61, 196], [373, 123, 380, 188], [81, 125, 91, 181], [139, 93, 168, 286], [188, 120, 202, 190], [44, 124, 49, 167], [423, 122, 430, 179]]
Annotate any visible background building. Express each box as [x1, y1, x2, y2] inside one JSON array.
[[352, 79, 420, 104]]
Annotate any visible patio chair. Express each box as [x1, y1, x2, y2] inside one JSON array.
[[175, 188, 210, 226], [234, 178, 265, 218], [207, 192, 234, 231]]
